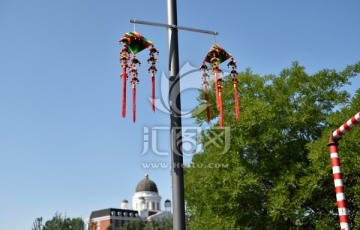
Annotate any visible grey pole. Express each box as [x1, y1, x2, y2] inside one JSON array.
[[167, 0, 186, 229], [130, 5, 217, 230]]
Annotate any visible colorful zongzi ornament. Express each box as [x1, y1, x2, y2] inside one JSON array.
[[118, 31, 159, 122], [200, 44, 239, 127]]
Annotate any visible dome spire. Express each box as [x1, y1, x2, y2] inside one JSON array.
[[135, 174, 158, 193]]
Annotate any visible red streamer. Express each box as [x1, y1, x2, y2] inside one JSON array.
[[121, 67, 127, 118], [214, 74, 220, 110], [218, 91, 223, 128], [233, 83, 240, 120], [152, 73, 155, 112], [132, 84, 136, 123]]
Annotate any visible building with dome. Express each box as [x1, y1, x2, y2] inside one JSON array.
[[86, 174, 171, 230], [133, 173, 161, 216]]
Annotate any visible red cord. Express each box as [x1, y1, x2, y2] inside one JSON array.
[[219, 91, 223, 128], [132, 84, 136, 123], [214, 74, 220, 110], [152, 73, 155, 112], [122, 67, 127, 118], [234, 84, 240, 120]]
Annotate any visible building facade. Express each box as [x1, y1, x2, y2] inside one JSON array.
[[86, 174, 171, 230]]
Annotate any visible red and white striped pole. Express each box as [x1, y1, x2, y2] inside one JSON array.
[[327, 112, 360, 230], [332, 112, 360, 140]]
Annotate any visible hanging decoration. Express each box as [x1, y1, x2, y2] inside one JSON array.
[[118, 31, 159, 122], [148, 45, 159, 112], [228, 57, 240, 120], [199, 63, 211, 122], [200, 44, 239, 127]]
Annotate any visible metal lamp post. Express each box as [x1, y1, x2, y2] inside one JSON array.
[[167, 1, 185, 229], [129, 1, 218, 229]]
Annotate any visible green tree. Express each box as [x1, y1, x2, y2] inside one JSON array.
[[121, 217, 173, 230], [43, 212, 68, 230], [145, 217, 172, 230], [296, 89, 360, 229], [185, 62, 360, 229], [69, 217, 85, 230], [121, 219, 145, 230], [32, 217, 43, 230], [33, 212, 85, 230]]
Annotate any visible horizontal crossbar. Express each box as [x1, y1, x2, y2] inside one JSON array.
[[130, 19, 218, 36]]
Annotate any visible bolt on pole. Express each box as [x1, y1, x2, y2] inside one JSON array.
[[327, 112, 360, 230]]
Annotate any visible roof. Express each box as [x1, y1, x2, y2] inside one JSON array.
[[135, 174, 158, 193], [147, 211, 172, 221], [90, 208, 138, 219]]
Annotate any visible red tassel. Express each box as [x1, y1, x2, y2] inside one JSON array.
[[122, 67, 127, 118], [233, 83, 240, 119], [132, 84, 136, 123], [214, 74, 220, 110], [219, 91, 223, 128], [205, 87, 211, 122], [152, 73, 155, 112]]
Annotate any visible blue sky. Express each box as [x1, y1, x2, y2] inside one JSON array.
[[0, 1, 359, 229]]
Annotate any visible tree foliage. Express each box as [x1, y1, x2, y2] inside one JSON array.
[[121, 217, 172, 230], [106, 224, 114, 230], [121, 219, 146, 230], [32, 217, 43, 230], [185, 61, 360, 229], [32, 212, 85, 230], [144, 217, 172, 230]]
